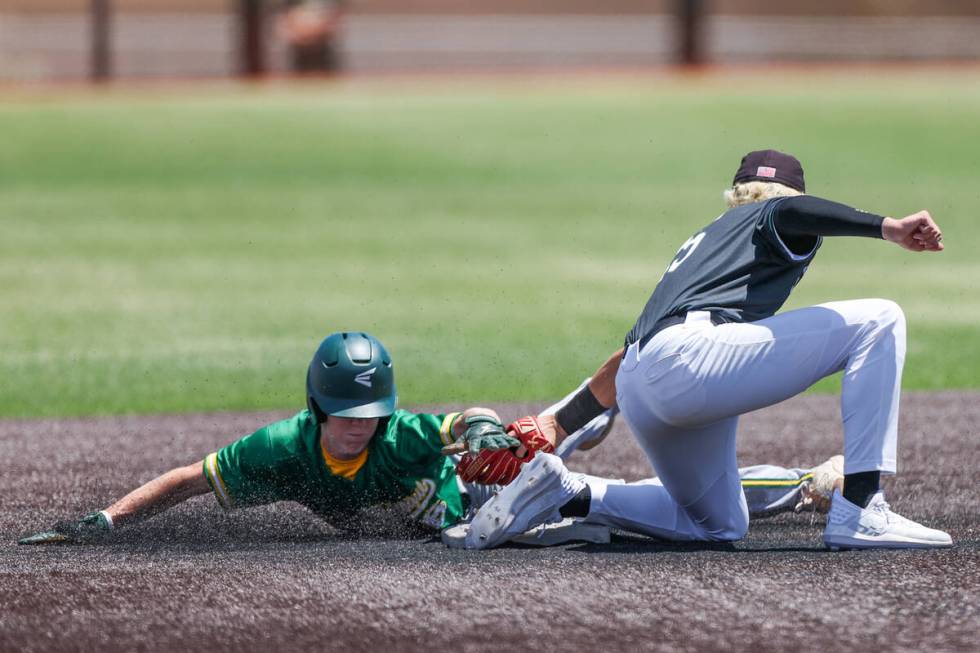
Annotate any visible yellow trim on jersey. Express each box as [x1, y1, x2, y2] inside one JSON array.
[[320, 439, 369, 480], [204, 452, 233, 509], [741, 473, 813, 488], [440, 412, 461, 446]]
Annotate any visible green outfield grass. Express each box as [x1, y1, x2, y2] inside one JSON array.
[[2, 70, 978, 418]]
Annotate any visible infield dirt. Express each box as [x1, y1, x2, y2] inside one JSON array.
[[2, 392, 977, 652]]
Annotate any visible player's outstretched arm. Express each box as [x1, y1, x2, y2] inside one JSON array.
[[104, 462, 212, 527], [772, 196, 943, 253], [18, 462, 211, 545]]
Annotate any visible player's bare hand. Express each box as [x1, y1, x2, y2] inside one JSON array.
[[881, 211, 944, 252], [532, 413, 561, 448]]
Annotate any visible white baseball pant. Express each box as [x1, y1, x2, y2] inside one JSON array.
[[587, 299, 905, 541]]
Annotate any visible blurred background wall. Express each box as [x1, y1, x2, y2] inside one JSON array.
[[1, 1, 979, 81]]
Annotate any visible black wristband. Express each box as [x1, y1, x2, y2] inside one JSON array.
[[555, 385, 606, 436]]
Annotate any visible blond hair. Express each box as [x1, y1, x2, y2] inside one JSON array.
[[723, 181, 802, 208]]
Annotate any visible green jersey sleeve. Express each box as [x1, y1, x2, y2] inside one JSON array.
[[203, 414, 310, 510]]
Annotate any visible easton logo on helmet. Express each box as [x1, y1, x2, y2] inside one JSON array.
[[307, 332, 397, 422], [354, 367, 376, 388]]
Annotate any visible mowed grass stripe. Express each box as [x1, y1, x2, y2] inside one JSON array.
[[1, 73, 978, 417]]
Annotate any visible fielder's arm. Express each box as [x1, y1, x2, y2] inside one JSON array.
[[540, 347, 623, 443], [18, 462, 211, 545], [442, 349, 624, 463], [772, 196, 943, 253]]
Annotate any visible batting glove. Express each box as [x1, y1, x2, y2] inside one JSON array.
[[18, 511, 113, 545], [457, 415, 520, 455]]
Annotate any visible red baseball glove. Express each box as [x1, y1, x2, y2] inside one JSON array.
[[456, 416, 555, 486]]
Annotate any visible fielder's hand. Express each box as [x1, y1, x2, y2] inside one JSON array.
[[455, 416, 556, 485], [882, 211, 944, 252], [18, 512, 113, 545], [441, 414, 520, 456]]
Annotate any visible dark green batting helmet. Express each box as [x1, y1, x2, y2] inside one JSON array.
[[306, 331, 397, 422]]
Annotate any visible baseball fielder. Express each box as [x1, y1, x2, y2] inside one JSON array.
[[19, 331, 842, 546], [466, 149, 952, 551]]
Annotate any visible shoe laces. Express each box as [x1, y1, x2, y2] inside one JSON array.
[[868, 497, 912, 526], [870, 498, 890, 521]]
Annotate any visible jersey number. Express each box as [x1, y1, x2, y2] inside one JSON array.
[[666, 232, 706, 274]]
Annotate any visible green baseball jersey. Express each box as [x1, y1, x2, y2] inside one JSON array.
[[203, 409, 464, 530]]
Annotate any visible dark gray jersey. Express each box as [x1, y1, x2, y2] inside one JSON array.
[[626, 198, 822, 345]]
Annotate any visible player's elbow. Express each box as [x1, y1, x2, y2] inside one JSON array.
[[172, 461, 212, 496]]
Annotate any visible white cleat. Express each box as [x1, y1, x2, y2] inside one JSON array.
[[795, 454, 844, 514], [512, 519, 610, 547], [823, 489, 953, 551], [464, 453, 585, 550], [442, 518, 610, 549]]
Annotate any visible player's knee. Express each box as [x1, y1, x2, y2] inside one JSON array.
[[857, 299, 906, 345], [691, 507, 749, 542], [698, 524, 747, 542], [878, 299, 905, 327], [865, 298, 905, 329], [710, 512, 749, 542]]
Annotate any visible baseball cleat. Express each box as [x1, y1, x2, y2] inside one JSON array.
[[512, 519, 610, 547], [823, 489, 952, 551], [794, 454, 844, 514], [464, 453, 585, 550], [442, 518, 610, 549]]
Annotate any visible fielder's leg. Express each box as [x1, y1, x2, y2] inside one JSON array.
[[612, 300, 947, 548], [583, 408, 749, 542], [599, 300, 904, 542], [647, 300, 906, 476]]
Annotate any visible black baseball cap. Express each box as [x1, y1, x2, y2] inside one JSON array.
[[732, 149, 805, 193]]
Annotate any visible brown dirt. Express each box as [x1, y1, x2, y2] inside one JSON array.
[[1, 392, 978, 652]]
